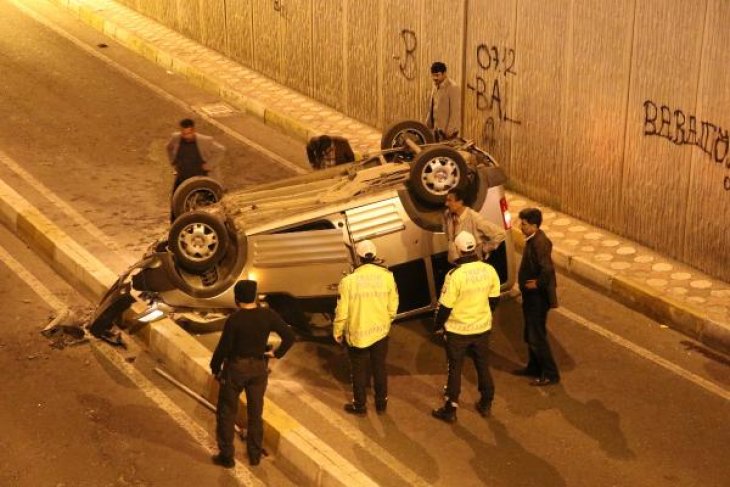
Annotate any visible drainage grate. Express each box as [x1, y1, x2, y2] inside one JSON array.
[[197, 102, 235, 117]]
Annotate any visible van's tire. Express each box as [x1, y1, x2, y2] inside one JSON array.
[[381, 120, 435, 161], [159, 226, 247, 299], [169, 211, 229, 272], [171, 176, 224, 219], [409, 147, 469, 206]]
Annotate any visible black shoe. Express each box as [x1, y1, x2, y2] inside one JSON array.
[[530, 376, 560, 387], [432, 402, 457, 423], [475, 400, 491, 417], [375, 402, 387, 415], [211, 454, 235, 469], [344, 403, 367, 416], [511, 367, 539, 377], [249, 456, 261, 466]]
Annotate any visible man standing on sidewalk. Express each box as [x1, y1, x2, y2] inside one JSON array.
[[166, 118, 225, 215], [334, 240, 399, 416], [432, 231, 500, 423], [425, 61, 461, 141], [513, 207, 560, 386], [210, 280, 296, 468]]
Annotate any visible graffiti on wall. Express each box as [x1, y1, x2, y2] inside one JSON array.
[[467, 43, 520, 148], [643, 100, 730, 191], [396, 29, 418, 81]]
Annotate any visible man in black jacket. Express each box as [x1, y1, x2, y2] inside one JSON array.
[[514, 208, 560, 386], [210, 280, 296, 468]]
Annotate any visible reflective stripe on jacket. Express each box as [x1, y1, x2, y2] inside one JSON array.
[[333, 264, 399, 348], [439, 261, 500, 335]]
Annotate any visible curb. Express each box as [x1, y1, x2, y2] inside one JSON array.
[[0, 178, 377, 485], [511, 228, 729, 355], [45, 0, 730, 354]]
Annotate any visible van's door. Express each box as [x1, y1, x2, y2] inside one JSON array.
[[344, 196, 434, 316], [247, 215, 353, 297]]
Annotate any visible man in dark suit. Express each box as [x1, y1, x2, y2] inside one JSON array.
[[514, 207, 560, 386]]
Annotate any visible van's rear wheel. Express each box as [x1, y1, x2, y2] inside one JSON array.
[[409, 147, 469, 206], [171, 176, 224, 220], [169, 211, 229, 272], [381, 120, 435, 161]]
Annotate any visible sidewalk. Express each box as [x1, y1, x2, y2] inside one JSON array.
[[48, 0, 730, 354]]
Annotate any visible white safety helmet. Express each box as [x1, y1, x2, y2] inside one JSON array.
[[454, 231, 477, 253], [355, 240, 377, 259]]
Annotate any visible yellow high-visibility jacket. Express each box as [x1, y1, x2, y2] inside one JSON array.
[[333, 263, 399, 348], [439, 261, 500, 335]]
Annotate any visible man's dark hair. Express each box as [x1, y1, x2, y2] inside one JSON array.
[[431, 62, 447, 74], [447, 187, 467, 203], [519, 207, 543, 227], [179, 118, 195, 129], [234, 280, 257, 304]]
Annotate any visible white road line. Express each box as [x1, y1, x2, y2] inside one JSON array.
[[271, 378, 432, 487], [0, 242, 262, 486], [0, 150, 134, 262], [0, 243, 67, 311], [10, 0, 307, 176], [557, 306, 730, 401]]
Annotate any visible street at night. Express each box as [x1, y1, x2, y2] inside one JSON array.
[[0, 0, 728, 486]]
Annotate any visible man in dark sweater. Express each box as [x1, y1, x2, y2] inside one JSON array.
[[306, 134, 355, 169], [166, 118, 225, 221], [515, 207, 560, 386], [210, 280, 296, 468]]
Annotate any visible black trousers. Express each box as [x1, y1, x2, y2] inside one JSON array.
[[347, 337, 389, 408], [216, 357, 268, 461], [444, 331, 494, 404], [522, 291, 560, 380]]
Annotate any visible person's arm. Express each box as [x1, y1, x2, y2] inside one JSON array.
[[487, 265, 501, 312], [448, 84, 462, 136], [332, 278, 349, 344], [166, 134, 178, 165], [306, 139, 319, 169], [268, 310, 296, 359], [435, 271, 457, 332], [387, 272, 399, 322], [210, 316, 234, 376], [342, 140, 356, 164], [425, 91, 434, 128], [473, 210, 506, 252], [433, 304, 452, 332], [534, 236, 555, 291]]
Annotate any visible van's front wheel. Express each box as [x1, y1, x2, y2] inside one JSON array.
[[169, 211, 229, 272]]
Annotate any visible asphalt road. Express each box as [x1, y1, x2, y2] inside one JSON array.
[[0, 1, 728, 486], [0, 222, 302, 486]]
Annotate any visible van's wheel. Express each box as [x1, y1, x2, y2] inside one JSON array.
[[381, 120, 435, 161], [409, 147, 469, 206], [169, 211, 229, 272], [171, 176, 224, 219]]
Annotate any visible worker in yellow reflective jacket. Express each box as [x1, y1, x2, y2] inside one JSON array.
[[334, 240, 399, 416], [432, 231, 501, 423]]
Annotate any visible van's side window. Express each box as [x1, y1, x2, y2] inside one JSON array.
[[275, 220, 336, 234]]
